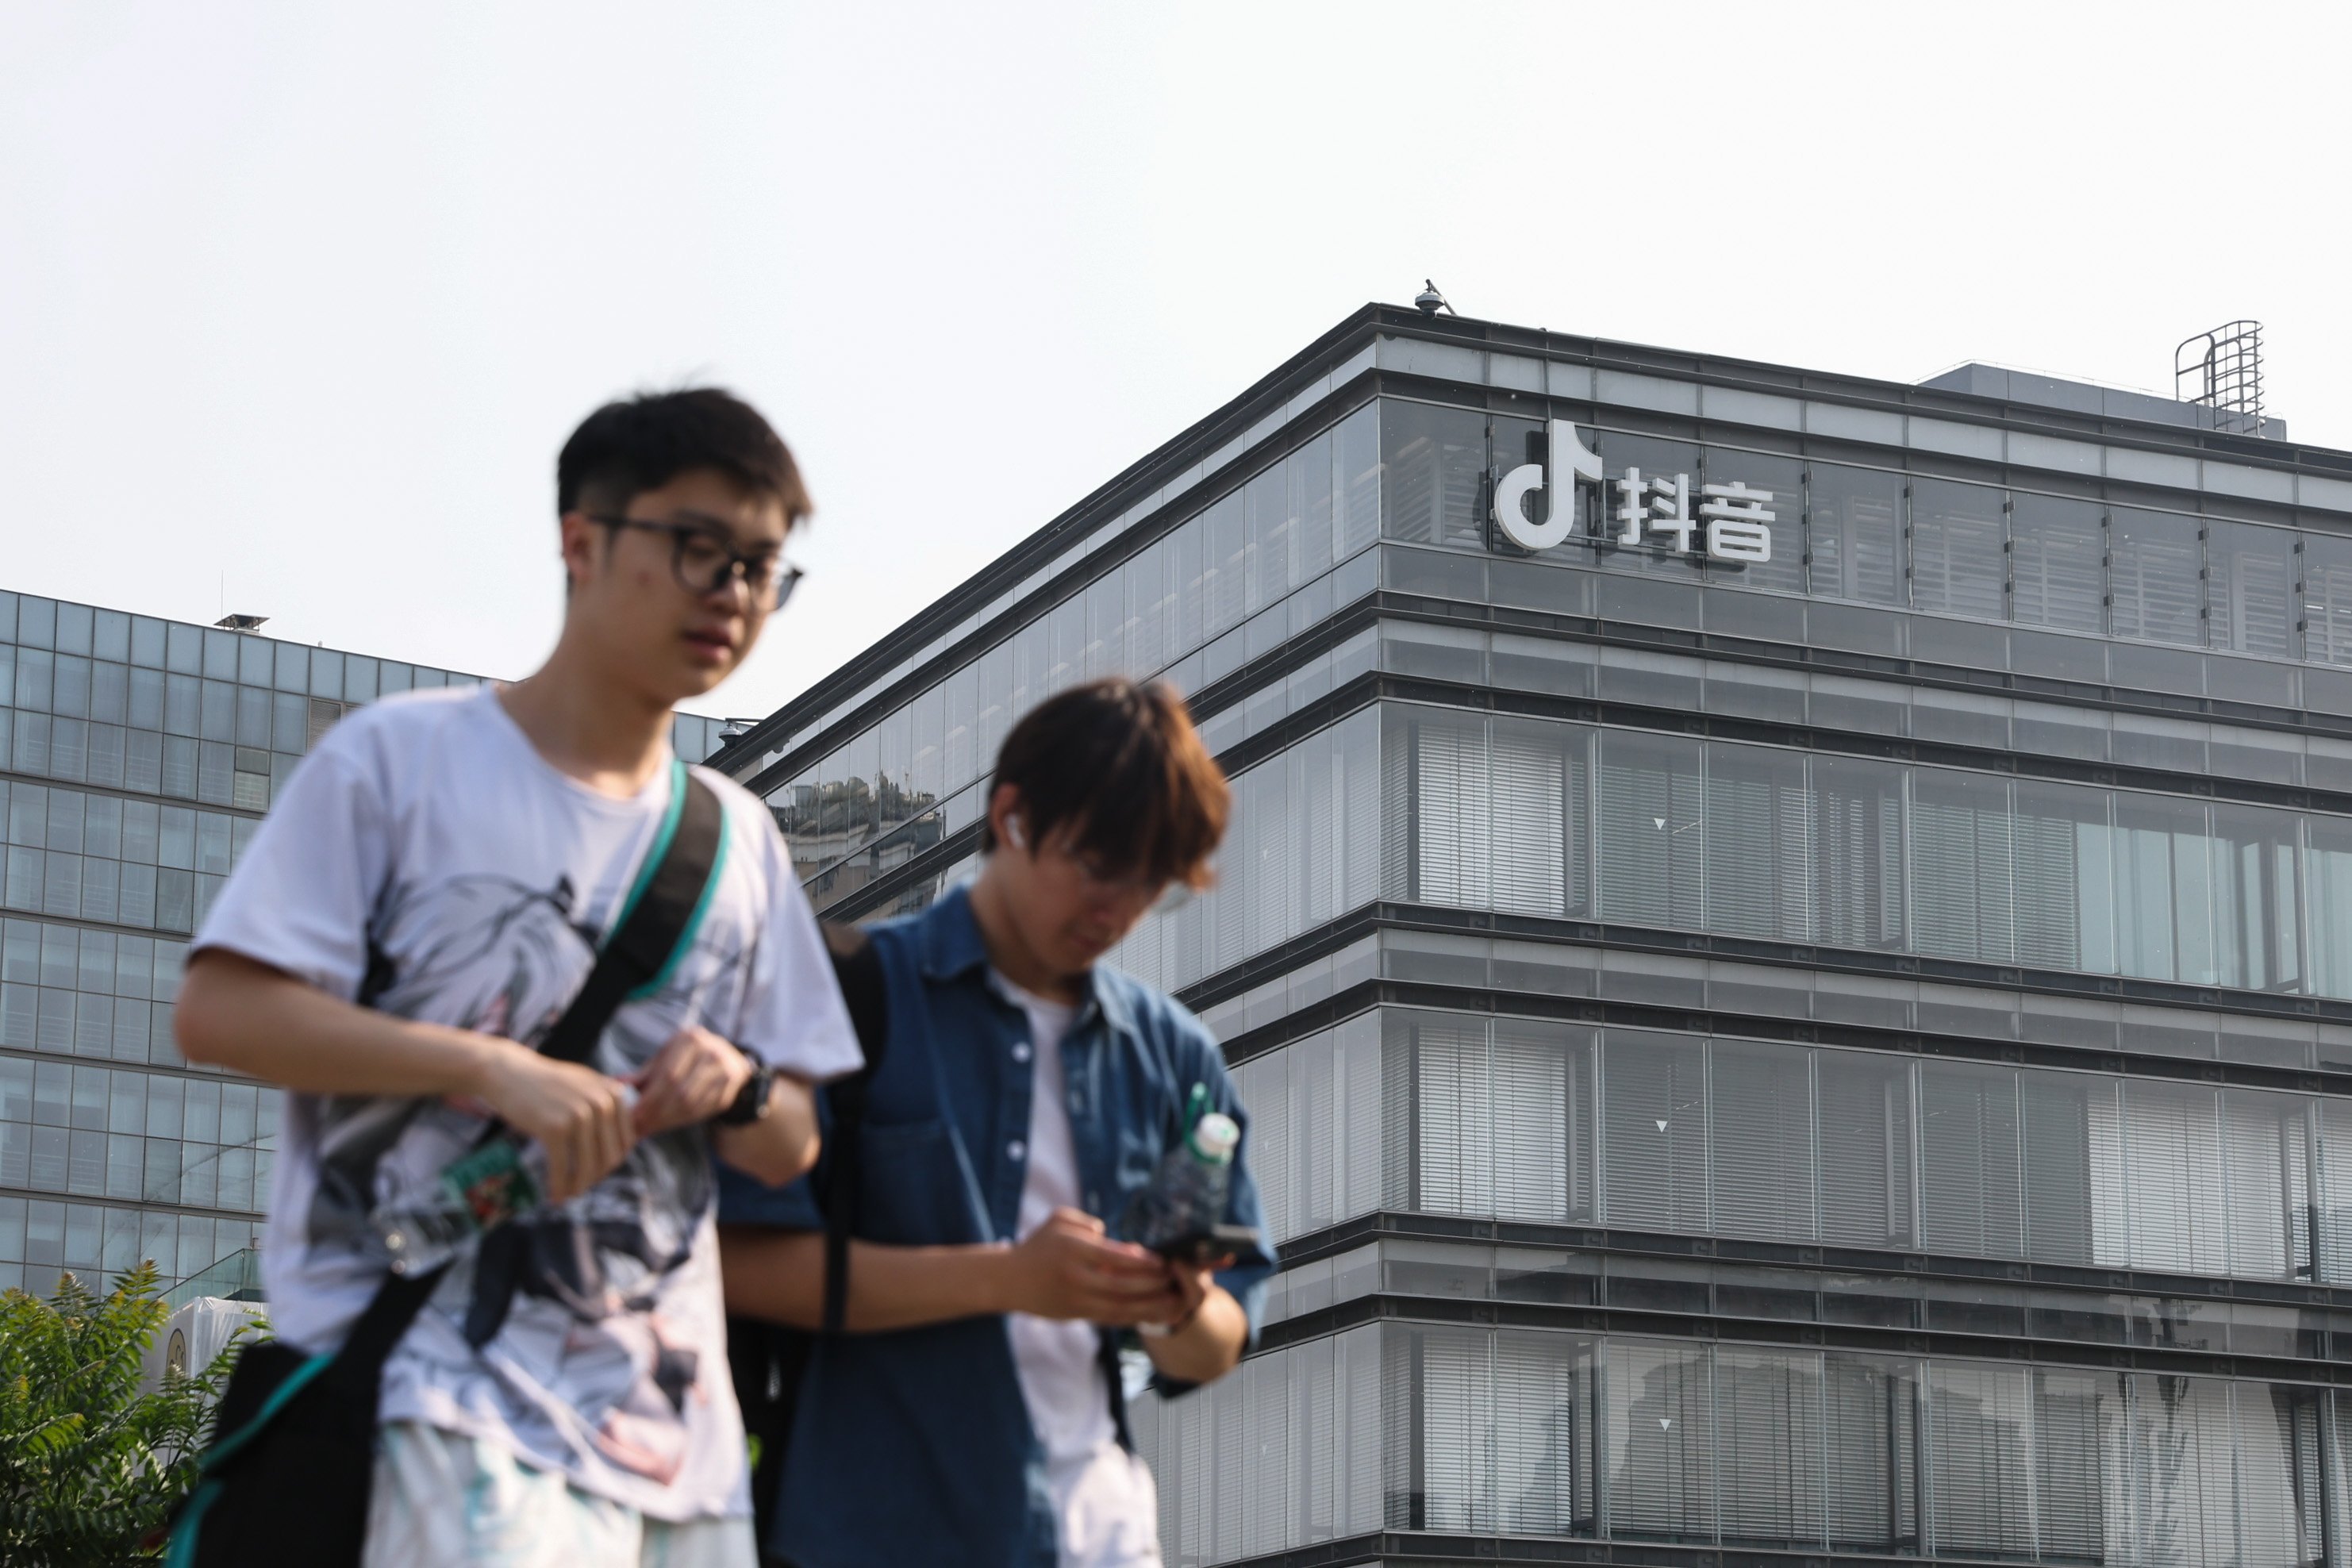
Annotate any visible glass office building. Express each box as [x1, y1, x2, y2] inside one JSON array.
[[723, 304, 2352, 1566], [0, 594, 735, 1301]]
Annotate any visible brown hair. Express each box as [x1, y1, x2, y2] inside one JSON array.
[[984, 678, 1228, 890]]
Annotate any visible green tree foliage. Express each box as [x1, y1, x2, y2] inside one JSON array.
[[0, 1265, 252, 1566]]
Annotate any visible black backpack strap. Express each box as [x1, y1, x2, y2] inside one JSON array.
[[538, 767, 728, 1066], [818, 924, 888, 1335]]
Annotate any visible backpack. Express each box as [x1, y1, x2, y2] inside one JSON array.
[[728, 920, 890, 1568]]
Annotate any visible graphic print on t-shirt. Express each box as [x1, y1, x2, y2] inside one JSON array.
[[311, 864, 748, 1484]]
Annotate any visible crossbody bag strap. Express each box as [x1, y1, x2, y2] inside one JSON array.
[[818, 924, 889, 1336], [408, 763, 731, 1353]]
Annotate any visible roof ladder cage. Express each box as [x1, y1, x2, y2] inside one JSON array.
[[2174, 319, 2266, 434]]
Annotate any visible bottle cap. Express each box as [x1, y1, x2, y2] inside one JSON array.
[[1188, 1112, 1239, 1163]]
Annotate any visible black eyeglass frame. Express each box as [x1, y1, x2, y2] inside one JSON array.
[[587, 513, 805, 609]]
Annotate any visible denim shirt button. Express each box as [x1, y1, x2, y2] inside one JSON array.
[[1007, 1139, 1026, 1162], [1068, 1093, 1084, 1114], [1011, 1042, 1032, 1063]]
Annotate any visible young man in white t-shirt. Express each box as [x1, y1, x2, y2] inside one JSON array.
[[176, 389, 861, 1567], [721, 679, 1274, 1568]]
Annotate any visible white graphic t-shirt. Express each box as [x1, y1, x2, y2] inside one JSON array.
[[193, 686, 860, 1522]]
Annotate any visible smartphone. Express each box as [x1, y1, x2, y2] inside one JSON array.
[[1149, 1223, 1262, 1267]]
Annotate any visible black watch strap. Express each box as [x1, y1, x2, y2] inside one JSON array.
[[717, 1057, 774, 1126]]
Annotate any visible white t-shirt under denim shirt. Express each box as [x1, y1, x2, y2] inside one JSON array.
[[193, 686, 861, 1522], [991, 970, 1162, 1568]]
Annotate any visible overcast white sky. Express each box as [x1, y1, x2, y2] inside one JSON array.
[[4, 3, 2347, 721]]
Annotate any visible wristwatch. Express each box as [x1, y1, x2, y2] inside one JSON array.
[[717, 1055, 776, 1127]]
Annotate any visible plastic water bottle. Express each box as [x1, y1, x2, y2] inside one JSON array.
[[1125, 1082, 1239, 1255], [374, 1084, 636, 1275]]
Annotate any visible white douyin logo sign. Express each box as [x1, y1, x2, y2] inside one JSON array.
[[1492, 418, 1775, 563], [1491, 418, 1602, 551]]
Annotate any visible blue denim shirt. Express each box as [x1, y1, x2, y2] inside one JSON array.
[[717, 885, 1274, 1568]]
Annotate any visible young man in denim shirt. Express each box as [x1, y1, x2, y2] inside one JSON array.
[[721, 678, 1272, 1567]]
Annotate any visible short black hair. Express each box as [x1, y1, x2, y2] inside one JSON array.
[[983, 678, 1229, 890], [556, 387, 813, 525]]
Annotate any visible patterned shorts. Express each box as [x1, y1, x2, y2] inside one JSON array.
[[363, 1422, 757, 1568]]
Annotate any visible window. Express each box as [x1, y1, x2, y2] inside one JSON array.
[[1380, 401, 1488, 551], [1493, 1331, 1598, 1536], [2110, 508, 2204, 646], [1825, 1355, 1923, 1553], [1602, 1032, 1708, 1233], [1910, 769, 2014, 963], [2304, 530, 2352, 666], [2013, 780, 2115, 974], [1817, 1051, 1914, 1249], [1908, 478, 2005, 620], [1715, 1350, 1824, 1548], [2208, 520, 2297, 659], [1597, 730, 1702, 930], [1490, 718, 1589, 918], [1919, 1064, 2022, 1258], [1709, 1043, 1815, 1241], [2012, 493, 2105, 634], [1491, 1020, 1595, 1224], [1383, 707, 1488, 908], [1606, 1340, 1715, 1541], [1703, 743, 1808, 940], [1812, 756, 1905, 951], [1807, 465, 1904, 604], [2123, 1082, 2227, 1276], [1927, 1364, 2034, 1559], [2020, 1070, 2123, 1266], [2209, 804, 2302, 993], [2113, 793, 2214, 984]]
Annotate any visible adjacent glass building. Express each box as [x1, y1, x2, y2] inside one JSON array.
[[716, 302, 2352, 1566], [0, 594, 734, 1301]]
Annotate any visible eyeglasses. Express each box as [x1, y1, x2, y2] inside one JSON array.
[[589, 514, 805, 609]]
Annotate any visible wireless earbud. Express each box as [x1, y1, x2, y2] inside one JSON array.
[[1006, 817, 1028, 850]]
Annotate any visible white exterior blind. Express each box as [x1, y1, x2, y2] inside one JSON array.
[[2123, 1082, 2228, 1276], [1405, 1012, 1490, 1216], [1490, 1019, 1593, 1224], [1490, 717, 1586, 918], [2223, 1090, 2312, 1281]]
